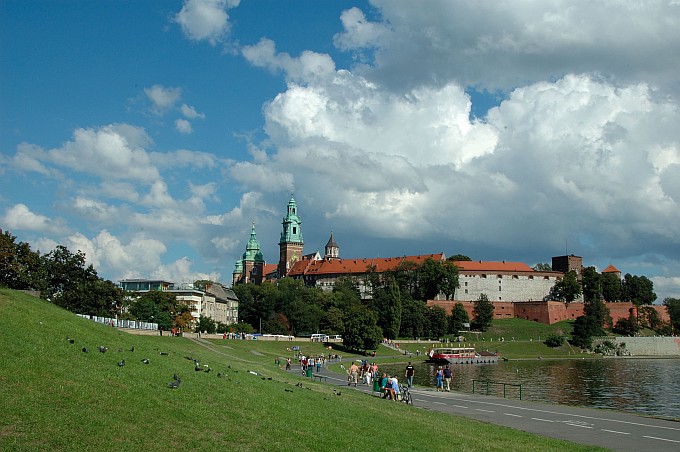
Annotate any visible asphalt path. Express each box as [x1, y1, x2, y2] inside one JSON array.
[[305, 366, 680, 452]]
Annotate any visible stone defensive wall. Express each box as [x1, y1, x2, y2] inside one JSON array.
[[594, 336, 680, 356], [427, 300, 670, 325]]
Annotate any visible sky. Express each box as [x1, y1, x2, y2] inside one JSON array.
[[2, 0, 680, 301]]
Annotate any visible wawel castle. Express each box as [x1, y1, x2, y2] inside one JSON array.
[[231, 196, 672, 326]]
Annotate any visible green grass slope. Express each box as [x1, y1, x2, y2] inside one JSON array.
[[0, 289, 604, 451]]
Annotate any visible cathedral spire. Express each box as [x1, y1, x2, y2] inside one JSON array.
[[279, 195, 304, 277]]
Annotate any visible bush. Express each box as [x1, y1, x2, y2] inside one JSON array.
[[544, 334, 565, 348]]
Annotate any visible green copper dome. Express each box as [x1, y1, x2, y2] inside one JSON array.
[[279, 195, 303, 245]]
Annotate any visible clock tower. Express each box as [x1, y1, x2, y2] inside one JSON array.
[[279, 195, 304, 278]]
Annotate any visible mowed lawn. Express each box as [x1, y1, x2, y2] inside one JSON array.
[[0, 289, 605, 451]]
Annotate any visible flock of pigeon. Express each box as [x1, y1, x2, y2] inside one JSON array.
[[65, 336, 308, 394]]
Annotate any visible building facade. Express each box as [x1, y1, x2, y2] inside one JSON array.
[[120, 279, 239, 326]]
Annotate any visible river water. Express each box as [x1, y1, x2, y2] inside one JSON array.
[[379, 358, 680, 420]]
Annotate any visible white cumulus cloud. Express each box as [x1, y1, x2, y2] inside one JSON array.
[[174, 0, 239, 46]]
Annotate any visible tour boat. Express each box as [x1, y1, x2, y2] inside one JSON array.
[[426, 347, 499, 364]]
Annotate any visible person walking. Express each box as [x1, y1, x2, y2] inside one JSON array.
[[443, 364, 452, 392], [435, 366, 444, 392], [348, 362, 359, 386], [405, 362, 415, 388]]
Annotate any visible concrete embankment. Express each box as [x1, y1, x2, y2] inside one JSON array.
[[596, 336, 680, 356]]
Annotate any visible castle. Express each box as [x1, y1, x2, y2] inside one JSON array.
[[232, 196, 575, 302], [230, 196, 669, 326]]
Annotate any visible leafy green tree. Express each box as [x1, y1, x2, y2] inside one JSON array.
[[544, 334, 565, 347], [197, 315, 216, 334], [400, 299, 427, 339], [390, 260, 421, 300], [551, 270, 582, 303], [613, 316, 638, 336], [0, 230, 46, 291], [471, 293, 494, 331], [533, 263, 552, 271], [638, 306, 663, 331], [440, 260, 460, 300], [427, 306, 448, 339], [320, 306, 344, 334], [663, 297, 680, 334], [448, 254, 471, 261], [448, 302, 470, 334], [374, 278, 402, 340], [418, 258, 459, 300], [342, 304, 382, 352], [601, 272, 623, 302], [284, 297, 323, 336], [581, 266, 602, 302], [622, 274, 656, 306], [571, 298, 611, 348]]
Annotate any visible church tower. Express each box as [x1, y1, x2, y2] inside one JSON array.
[[279, 195, 304, 277], [325, 231, 339, 260], [239, 221, 265, 284]]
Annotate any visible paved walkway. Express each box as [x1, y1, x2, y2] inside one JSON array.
[[302, 366, 680, 452]]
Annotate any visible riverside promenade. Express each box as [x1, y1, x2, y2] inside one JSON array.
[[306, 366, 680, 452]]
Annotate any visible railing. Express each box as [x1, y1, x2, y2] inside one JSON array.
[[472, 379, 523, 400]]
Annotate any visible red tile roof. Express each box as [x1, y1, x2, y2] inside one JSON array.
[[453, 261, 535, 273], [602, 264, 621, 274], [287, 253, 445, 277]]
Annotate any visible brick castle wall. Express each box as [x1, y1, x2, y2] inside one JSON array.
[[427, 300, 670, 325]]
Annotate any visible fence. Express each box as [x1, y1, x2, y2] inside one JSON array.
[[472, 379, 523, 400], [76, 314, 158, 331]]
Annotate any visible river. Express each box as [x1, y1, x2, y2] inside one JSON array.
[[378, 358, 680, 420]]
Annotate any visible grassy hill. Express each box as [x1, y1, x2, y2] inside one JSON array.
[[0, 289, 603, 451]]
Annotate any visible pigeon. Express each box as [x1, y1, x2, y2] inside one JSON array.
[[168, 375, 181, 389], [285, 388, 293, 392], [117, 360, 125, 367], [98, 346, 108, 353], [194, 366, 203, 372], [66, 337, 75, 344], [159, 352, 168, 356], [129, 346, 135, 352], [141, 358, 150, 364], [217, 373, 223, 378], [82, 347, 89, 353], [205, 367, 212, 373]]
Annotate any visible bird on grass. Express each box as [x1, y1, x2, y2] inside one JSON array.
[[285, 389, 293, 393], [129, 346, 135, 352], [82, 347, 89, 353], [66, 337, 75, 344], [168, 374, 181, 389], [159, 352, 168, 356], [117, 360, 125, 367], [98, 346, 108, 353], [141, 358, 150, 364]]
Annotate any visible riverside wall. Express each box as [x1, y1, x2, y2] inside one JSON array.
[[427, 300, 670, 325], [594, 337, 680, 356]]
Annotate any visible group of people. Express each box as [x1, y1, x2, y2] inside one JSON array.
[[346, 360, 378, 386], [434, 364, 453, 392], [298, 353, 327, 373]]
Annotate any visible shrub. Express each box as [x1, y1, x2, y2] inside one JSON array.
[[544, 334, 565, 348]]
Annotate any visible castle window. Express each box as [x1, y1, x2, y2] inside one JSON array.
[[499, 286, 502, 291], [464, 282, 468, 286], [512, 275, 518, 279], [464, 289, 468, 294], [293, 227, 297, 234], [481, 274, 487, 278]]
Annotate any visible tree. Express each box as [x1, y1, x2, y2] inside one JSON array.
[[581, 266, 602, 302], [571, 298, 611, 348], [533, 263, 552, 271], [373, 278, 402, 340], [197, 315, 216, 334], [622, 274, 656, 306], [427, 306, 448, 339], [129, 290, 181, 330], [471, 293, 494, 331], [391, 260, 421, 300], [663, 297, 680, 334], [400, 299, 427, 339], [439, 260, 460, 300], [0, 230, 46, 291], [448, 302, 470, 335], [320, 306, 344, 334], [601, 272, 623, 302], [342, 304, 382, 352], [550, 270, 582, 302], [613, 317, 639, 336], [448, 254, 471, 262]]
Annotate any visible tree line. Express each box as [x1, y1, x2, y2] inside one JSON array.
[[0, 229, 191, 331]]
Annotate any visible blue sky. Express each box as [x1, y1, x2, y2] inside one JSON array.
[[2, 0, 680, 301]]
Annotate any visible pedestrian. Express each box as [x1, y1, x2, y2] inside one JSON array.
[[435, 366, 444, 392], [286, 357, 291, 371], [348, 362, 359, 386], [443, 364, 452, 392], [405, 362, 415, 388]]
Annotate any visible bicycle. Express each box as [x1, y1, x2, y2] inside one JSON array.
[[399, 384, 413, 405]]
